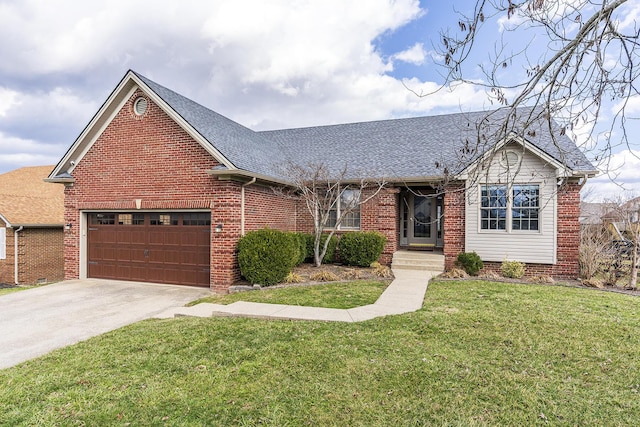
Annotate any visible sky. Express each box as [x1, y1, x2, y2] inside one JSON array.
[[0, 0, 638, 201]]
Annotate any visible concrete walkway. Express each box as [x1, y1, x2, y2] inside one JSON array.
[[155, 269, 436, 322]]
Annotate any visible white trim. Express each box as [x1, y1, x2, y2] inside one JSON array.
[[477, 182, 542, 234], [0, 228, 6, 260], [0, 213, 11, 228], [457, 132, 585, 180], [48, 71, 237, 181]]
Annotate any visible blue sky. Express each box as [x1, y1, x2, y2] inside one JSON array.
[[0, 0, 637, 200]]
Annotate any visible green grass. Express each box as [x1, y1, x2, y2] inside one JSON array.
[[1, 280, 639, 425], [0, 287, 22, 296], [190, 280, 388, 309]]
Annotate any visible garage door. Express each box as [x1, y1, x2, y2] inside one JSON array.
[[87, 212, 211, 287]]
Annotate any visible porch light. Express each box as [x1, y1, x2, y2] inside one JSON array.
[[215, 224, 223, 233], [65, 223, 72, 230]]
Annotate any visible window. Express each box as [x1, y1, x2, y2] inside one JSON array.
[[183, 213, 211, 226], [481, 184, 539, 231], [512, 185, 539, 230], [150, 213, 177, 225], [327, 188, 361, 229], [90, 213, 115, 225], [480, 185, 507, 230]]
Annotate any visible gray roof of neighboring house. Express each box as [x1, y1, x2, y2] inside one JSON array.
[[135, 71, 596, 182]]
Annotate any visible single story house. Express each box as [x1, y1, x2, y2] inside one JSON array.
[[0, 165, 65, 285], [47, 70, 597, 291]]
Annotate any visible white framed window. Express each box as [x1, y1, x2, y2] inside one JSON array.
[[0, 228, 6, 260], [327, 188, 361, 230], [480, 184, 539, 231]]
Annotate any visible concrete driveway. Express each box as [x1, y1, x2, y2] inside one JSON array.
[[0, 279, 210, 370]]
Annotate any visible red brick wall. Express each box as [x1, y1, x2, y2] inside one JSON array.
[[17, 228, 64, 285], [244, 184, 297, 232], [0, 220, 13, 284], [0, 226, 63, 285], [443, 182, 465, 270], [64, 90, 223, 288], [553, 182, 582, 278]]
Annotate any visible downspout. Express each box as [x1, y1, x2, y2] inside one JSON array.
[[14, 226, 23, 285], [241, 178, 257, 236]]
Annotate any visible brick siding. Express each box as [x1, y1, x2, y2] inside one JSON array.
[[62, 91, 583, 292], [0, 226, 63, 285]]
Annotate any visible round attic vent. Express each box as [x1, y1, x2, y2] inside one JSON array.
[[501, 150, 520, 168], [133, 97, 148, 116]]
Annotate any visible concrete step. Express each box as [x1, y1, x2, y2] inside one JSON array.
[[391, 250, 444, 272]]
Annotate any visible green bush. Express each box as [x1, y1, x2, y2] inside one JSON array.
[[456, 252, 484, 276], [303, 233, 338, 264], [338, 231, 387, 267], [501, 260, 526, 279], [287, 232, 307, 266], [237, 229, 298, 286]]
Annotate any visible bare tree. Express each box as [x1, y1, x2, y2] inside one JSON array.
[[279, 162, 387, 267], [420, 0, 638, 174], [604, 194, 640, 288]]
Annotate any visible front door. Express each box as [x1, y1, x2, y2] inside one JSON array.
[[400, 192, 441, 248]]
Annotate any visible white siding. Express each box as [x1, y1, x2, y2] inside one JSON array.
[[465, 144, 557, 264], [0, 228, 5, 260]]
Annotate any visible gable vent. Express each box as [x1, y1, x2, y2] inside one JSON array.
[[133, 97, 148, 116], [501, 150, 520, 168]]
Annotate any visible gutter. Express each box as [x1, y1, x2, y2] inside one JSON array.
[[241, 177, 257, 236], [14, 226, 23, 285]]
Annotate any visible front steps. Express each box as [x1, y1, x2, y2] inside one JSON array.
[[391, 250, 445, 272]]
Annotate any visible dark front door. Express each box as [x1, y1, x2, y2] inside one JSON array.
[[87, 212, 211, 287], [409, 195, 435, 246], [400, 192, 441, 248]]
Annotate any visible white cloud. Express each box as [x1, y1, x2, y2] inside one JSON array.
[[582, 149, 640, 201], [393, 43, 427, 65], [0, 87, 19, 117]]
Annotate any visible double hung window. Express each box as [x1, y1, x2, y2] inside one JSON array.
[[327, 188, 361, 230], [480, 184, 539, 231]]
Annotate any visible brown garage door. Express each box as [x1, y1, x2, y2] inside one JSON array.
[[88, 212, 211, 287]]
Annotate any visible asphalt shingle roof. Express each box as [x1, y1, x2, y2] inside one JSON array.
[[0, 165, 64, 226], [135, 72, 596, 182]]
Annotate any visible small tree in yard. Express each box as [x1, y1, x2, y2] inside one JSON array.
[[579, 222, 611, 281], [280, 162, 386, 267], [604, 195, 640, 289]]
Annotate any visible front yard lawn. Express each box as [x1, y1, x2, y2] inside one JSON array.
[[190, 280, 388, 309], [1, 280, 639, 425]]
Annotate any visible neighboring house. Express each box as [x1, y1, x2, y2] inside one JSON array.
[[602, 197, 640, 240], [579, 202, 617, 226], [0, 165, 65, 285], [46, 70, 597, 291]]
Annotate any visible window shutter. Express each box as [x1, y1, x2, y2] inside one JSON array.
[[0, 228, 6, 260]]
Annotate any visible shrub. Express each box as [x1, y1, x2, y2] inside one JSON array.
[[371, 263, 393, 278], [283, 272, 304, 284], [501, 260, 526, 279], [455, 252, 484, 276], [440, 268, 469, 279], [338, 231, 386, 267], [309, 270, 340, 282], [237, 229, 298, 286], [287, 232, 307, 266], [303, 233, 338, 264]]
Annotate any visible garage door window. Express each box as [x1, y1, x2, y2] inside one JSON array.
[[150, 213, 177, 225], [91, 213, 115, 225], [118, 213, 145, 225], [183, 213, 211, 226]]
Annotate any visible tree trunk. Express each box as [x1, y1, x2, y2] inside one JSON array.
[[629, 242, 638, 290]]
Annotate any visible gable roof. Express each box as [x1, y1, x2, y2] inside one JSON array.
[[0, 165, 64, 227], [48, 70, 597, 184]]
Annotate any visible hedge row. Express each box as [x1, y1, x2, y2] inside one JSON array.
[[237, 229, 387, 285]]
